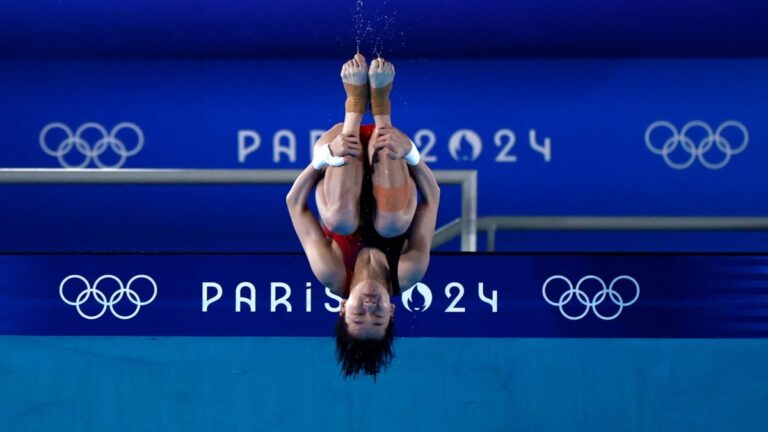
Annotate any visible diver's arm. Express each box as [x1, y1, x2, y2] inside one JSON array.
[[286, 165, 346, 291], [397, 159, 440, 289]]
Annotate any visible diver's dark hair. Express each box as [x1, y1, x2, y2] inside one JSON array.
[[334, 316, 394, 379]]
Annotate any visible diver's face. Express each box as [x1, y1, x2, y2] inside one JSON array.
[[341, 280, 395, 339]]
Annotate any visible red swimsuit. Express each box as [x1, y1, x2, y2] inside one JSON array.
[[322, 226, 364, 297]]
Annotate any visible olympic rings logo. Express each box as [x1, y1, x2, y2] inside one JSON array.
[[645, 120, 748, 170], [40, 122, 144, 168], [59, 274, 157, 320], [542, 275, 639, 320]]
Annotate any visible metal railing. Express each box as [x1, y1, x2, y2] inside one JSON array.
[[0, 168, 478, 251], [11, 169, 764, 253], [433, 215, 768, 251]]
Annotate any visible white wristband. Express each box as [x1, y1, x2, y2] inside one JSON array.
[[312, 144, 346, 170], [403, 140, 421, 166]]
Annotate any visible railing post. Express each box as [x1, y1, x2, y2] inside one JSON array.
[[487, 224, 496, 252], [460, 171, 478, 252]]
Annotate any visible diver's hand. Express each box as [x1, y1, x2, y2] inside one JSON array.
[[372, 126, 412, 160], [312, 137, 347, 169], [329, 133, 363, 159]]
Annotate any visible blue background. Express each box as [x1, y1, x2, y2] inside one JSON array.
[[2, 1, 768, 430], [2, 59, 768, 252], [2, 0, 767, 58]]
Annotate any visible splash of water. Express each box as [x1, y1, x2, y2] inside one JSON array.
[[353, 0, 400, 58], [372, 11, 397, 58], [354, 0, 364, 54]]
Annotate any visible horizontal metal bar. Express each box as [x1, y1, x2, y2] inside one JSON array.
[[432, 218, 462, 249], [1, 168, 479, 251], [434, 215, 768, 251], [0, 168, 475, 185], [479, 216, 768, 231], [0, 168, 301, 184]]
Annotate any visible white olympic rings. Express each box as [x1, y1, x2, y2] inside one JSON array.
[[39, 122, 144, 168], [645, 120, 748, 170], [59, 274, 157, 320], [542, 275, 640, 320]]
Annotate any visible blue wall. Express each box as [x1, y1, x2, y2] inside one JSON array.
[[2, 1, 767, 58], [4, 253, 768, 338], [1, 337, 765, 431]]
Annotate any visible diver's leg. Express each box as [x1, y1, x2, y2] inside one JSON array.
[[315, 55, 368, 235], [368, 58, 417, 238]]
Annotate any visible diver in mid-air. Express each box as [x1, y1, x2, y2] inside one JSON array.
[[286, 53, 440, 378]]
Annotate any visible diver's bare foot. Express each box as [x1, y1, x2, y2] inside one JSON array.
[[368, 57, 395, 89], [341, 54, 369, 114], [369, 57, 395, 116], [341, 54, 369, 85]]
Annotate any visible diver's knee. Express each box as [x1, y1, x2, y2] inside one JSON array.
[[374, 211, 412, 238], [323, 204, 359, 235]]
